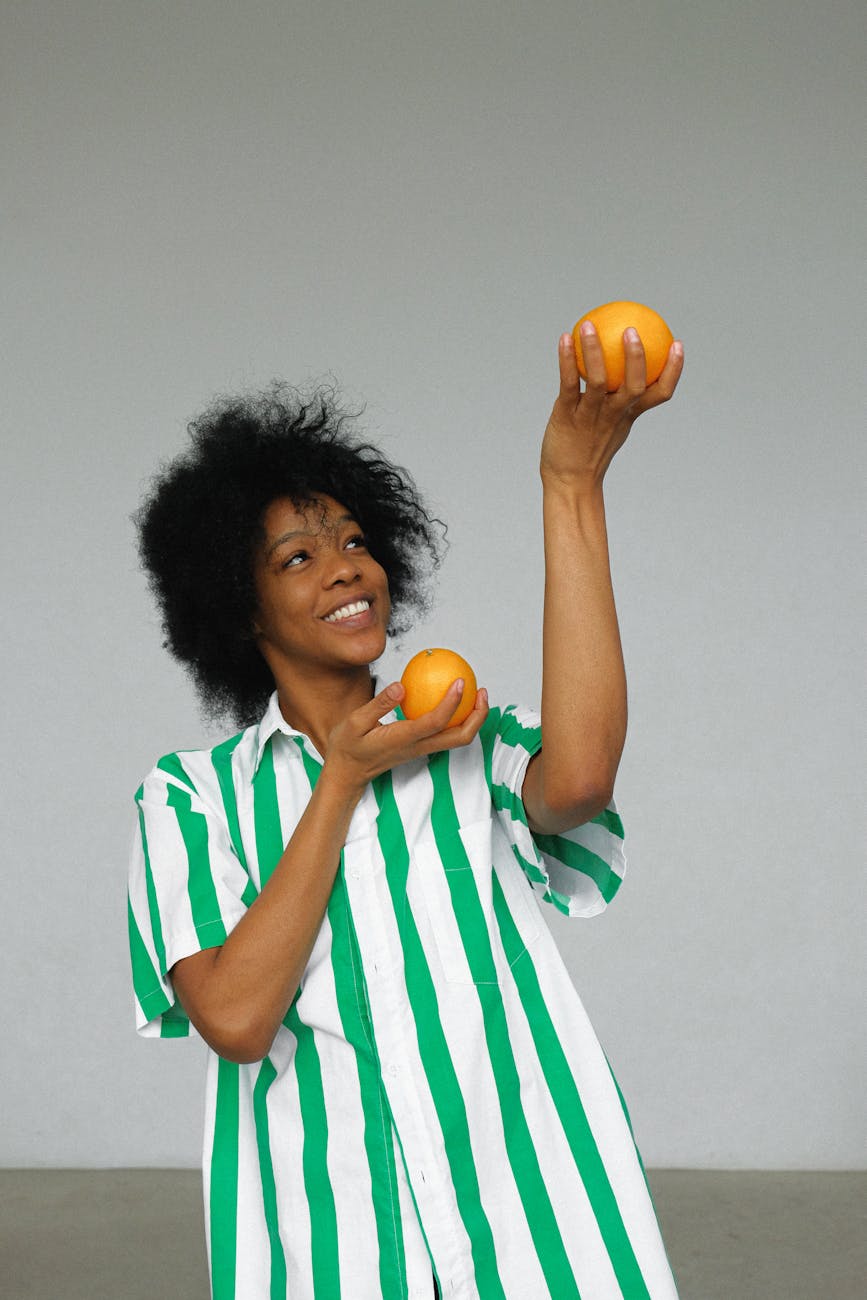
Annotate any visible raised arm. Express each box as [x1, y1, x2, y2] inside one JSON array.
[[522, 323, 683, 834]]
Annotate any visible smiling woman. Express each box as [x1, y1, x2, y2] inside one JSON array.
[[134, 383, 444, 727], [128, 336, 684, 1299]]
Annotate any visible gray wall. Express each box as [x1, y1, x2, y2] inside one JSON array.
[[3, 0, 864, 1170]]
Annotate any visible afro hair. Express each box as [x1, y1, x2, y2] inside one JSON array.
[[135, 382, 446, 727]]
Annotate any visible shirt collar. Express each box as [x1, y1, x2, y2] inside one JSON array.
[[253, 691, 301, 775], [252, 680, 397, 775]]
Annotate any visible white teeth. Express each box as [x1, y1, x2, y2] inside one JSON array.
[[324, 600, 370, 623]]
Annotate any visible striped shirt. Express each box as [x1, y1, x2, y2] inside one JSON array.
[[128, 691, 678, 1299]]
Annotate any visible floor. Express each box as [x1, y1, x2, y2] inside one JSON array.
[[1, 1169, 864, 1298]]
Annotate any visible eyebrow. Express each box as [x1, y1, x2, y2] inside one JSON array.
[[265, 513, 356, 557]]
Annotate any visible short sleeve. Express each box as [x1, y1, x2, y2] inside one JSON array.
[[480, 704, 626, 918], [127, 753, 256, 1038]]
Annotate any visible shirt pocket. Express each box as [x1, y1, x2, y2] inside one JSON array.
[[413, 817, 541, 987]]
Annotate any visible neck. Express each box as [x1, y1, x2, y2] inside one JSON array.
[[274, 664, 376, 757]]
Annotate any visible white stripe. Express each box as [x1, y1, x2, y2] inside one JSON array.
[[496, 945, 625, 1298], [490, 728, 537, 796], [531, 950, 679, 1297], [412, 956, 551, 1296], [234, 1066, 273, 1300], [391, 1124, 435, 1298], [312, 913, 384, 1291], [137, 798, 199, 966], [266, 1025, 317, 1298]]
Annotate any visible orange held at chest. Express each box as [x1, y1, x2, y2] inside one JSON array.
[[400, 648, 477, 728]]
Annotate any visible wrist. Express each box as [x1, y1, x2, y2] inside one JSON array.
[[539, 465, 606, 503], [316, 757, 367, 812]]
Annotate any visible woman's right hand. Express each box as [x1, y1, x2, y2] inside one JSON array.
[[322, 679, 489, 800]]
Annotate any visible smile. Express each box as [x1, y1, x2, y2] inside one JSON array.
[[323, 599, 371, 624]]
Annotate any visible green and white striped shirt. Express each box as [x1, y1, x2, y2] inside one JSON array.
[[128, 692, 678, 1299]]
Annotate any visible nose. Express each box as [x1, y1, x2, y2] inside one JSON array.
[[323, 543, 362, 587]]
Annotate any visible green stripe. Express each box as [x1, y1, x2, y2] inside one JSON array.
[[492, 875, 652, 1299], [251, 741, 282, 888], [165, 783, 230, 943], [542, 885, 576, 916], [210, 1057, 240, 1300], [253, 740, 341, 1299], [137, 803, 167, 975], [127, 898, 171, 1016], [428, 753, 579, 1298], [158, 1003, 192, 1037], [156, 752, 197, 791], [593, 806, 624, 838], [480, 705, 542, 760], [374, 773, 507, 1300], [253, 1058, 288, 1298], [508, 842, 547, 884], [532, 831, 623, 902], [210, 734, 259, 906]]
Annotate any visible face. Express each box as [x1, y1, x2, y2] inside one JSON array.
[[251, 494, 391, 681]]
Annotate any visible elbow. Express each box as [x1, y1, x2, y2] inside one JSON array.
[[534, 780, 614, 834], [198, 1009, 281, 1065], [207, 1030, 275, 1066]]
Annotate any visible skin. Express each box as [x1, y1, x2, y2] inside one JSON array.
[[171, 325, 684, 1063]]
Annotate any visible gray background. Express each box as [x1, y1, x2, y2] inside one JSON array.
[[2, 0, 864, 1171]]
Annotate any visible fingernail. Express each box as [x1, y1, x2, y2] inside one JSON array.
[[454, 678, 465, 692], [579, 321, 596, 337], [673, 340, 684, 358], [387, 683, 401, 700], [624, 327, 639, 343]]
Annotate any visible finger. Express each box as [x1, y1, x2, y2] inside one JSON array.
[[558, 332, 581, 399], [406, 677, 469, 737], [621, 327, 647, 399], [576, 320, 609, 395], [419, 688, 490, 754], [447, 687, 490, 742], [635, 339, 684, 412], [353, 681, 405, 732]]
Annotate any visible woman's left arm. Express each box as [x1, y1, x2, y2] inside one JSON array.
[[522, 324, 684, 834]]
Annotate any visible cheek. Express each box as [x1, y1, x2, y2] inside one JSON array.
[[375, 566, 392, 619]]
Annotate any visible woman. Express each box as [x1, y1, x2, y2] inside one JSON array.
[[128, 325, 683, 1299]]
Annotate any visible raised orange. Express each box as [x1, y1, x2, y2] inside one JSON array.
[[572, 300, 674, 392], [400, 647, 477, 728]]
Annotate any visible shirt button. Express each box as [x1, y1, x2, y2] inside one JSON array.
[[387, 1064, 399, 1078]]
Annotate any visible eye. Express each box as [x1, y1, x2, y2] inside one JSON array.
[[280, 549, 309, 570], [345, 533, 368, 550]]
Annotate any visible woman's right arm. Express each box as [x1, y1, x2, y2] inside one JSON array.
[[170, 679, 487, 1063]]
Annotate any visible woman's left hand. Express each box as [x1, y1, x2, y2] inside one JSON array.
[[539, 325, 684, 490]]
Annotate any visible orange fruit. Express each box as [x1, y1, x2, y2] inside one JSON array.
[[400, 647, 477, 728], [572, 300, 674, 392]]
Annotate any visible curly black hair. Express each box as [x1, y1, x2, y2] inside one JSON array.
[[135, 382, 446, 727]]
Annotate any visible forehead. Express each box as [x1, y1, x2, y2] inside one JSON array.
[[260, 494, 355, 542]]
